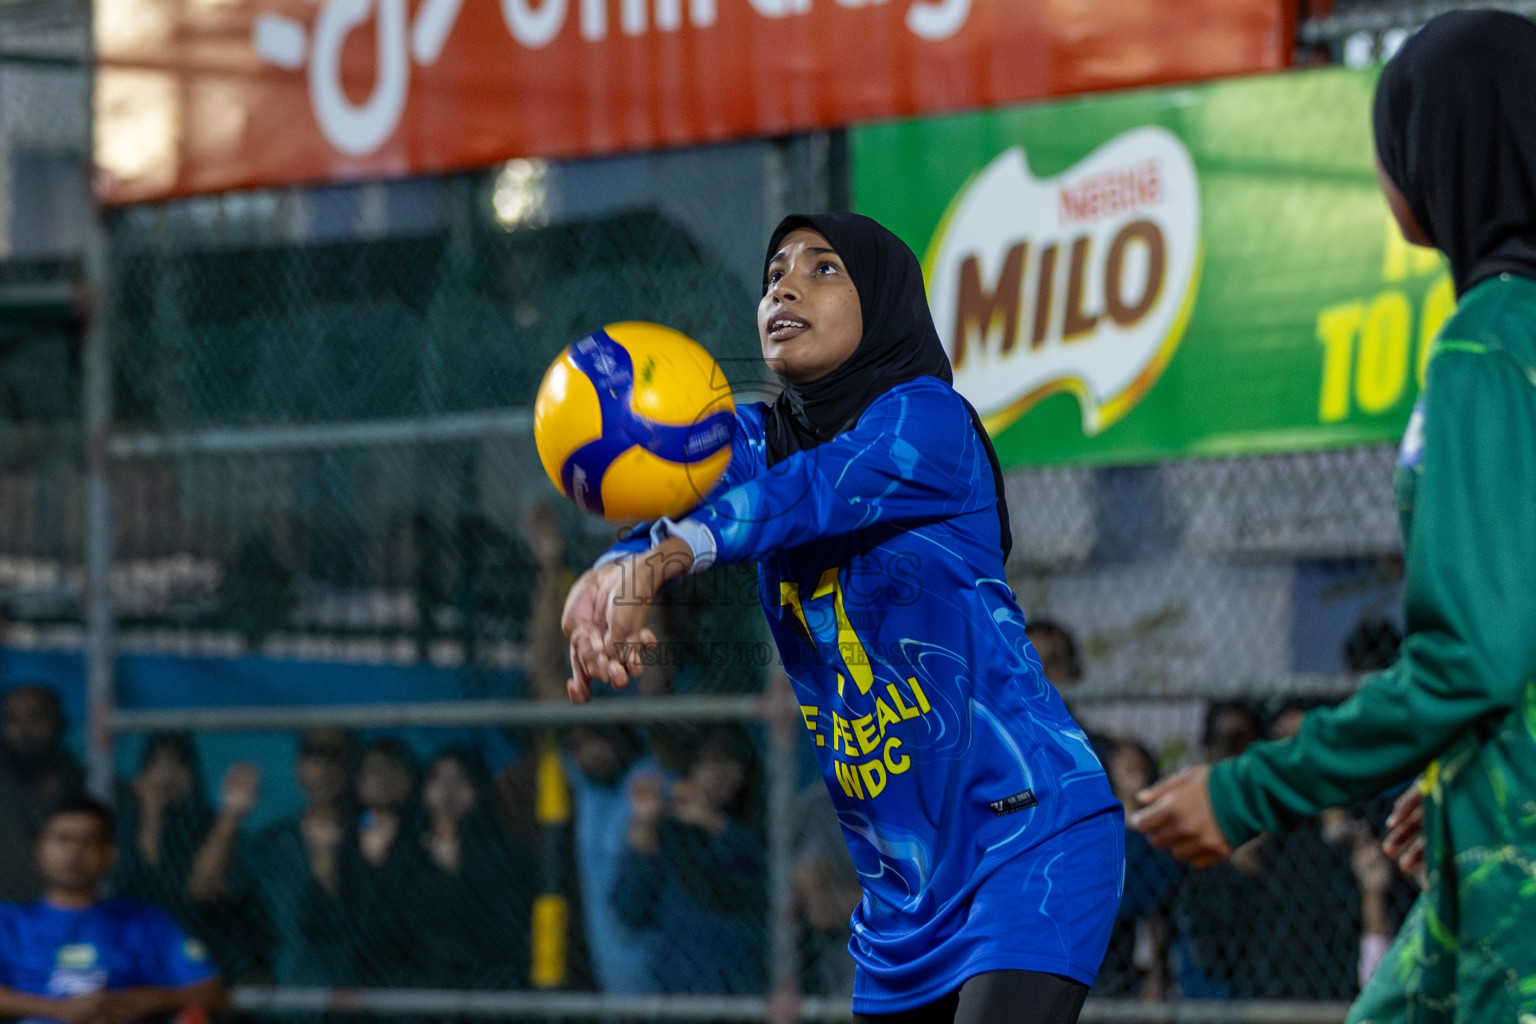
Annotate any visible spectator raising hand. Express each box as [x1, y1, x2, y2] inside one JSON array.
[[612, 727, 766, 994], [187, 764, 261, 903], [115, 735, 271, 980], [625, 773, 667, 855]]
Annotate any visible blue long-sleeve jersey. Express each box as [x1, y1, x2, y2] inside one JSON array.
[[602, 376, 1123, 1010]]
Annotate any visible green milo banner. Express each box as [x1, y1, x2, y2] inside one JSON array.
[[853, 67, 1455, 467]]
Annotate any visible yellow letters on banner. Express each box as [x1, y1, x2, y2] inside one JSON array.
[[1315, 212, 1453, 425]]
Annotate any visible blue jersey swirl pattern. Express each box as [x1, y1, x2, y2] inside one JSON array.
[[603, 377, 1124, 1011]]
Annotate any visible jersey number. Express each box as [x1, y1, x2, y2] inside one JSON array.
[[780, 568, 873, 698]]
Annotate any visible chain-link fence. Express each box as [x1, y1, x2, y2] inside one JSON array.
[[91, 164, 1417, 1021], [0, 5, 1479, 1016]]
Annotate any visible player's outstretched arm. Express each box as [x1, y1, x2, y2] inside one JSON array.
[[562, 537, 691, 702], [679, 380, 998, 568], [1130, 765, 1232, 868], [1158, 343, 1536, 856]]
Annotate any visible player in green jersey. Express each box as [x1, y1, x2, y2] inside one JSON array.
[[1131, 11, 1536, 1023]]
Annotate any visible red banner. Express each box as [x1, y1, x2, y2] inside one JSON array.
[[94, 0, 1291, 204]]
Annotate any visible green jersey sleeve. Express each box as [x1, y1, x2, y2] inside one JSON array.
[[1209, 334, 1536, 845]]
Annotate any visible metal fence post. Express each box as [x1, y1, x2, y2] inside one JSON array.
[[82, 208, 116, 799], [764, 666, 801, 1016]]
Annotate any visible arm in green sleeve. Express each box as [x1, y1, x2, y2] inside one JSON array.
[[1210, 340, 1536, 845]]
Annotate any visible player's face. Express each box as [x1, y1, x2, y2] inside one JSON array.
[[760, 228, 864, 384], [37, 813, 115, 896]]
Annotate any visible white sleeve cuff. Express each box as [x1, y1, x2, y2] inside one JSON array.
[[649, 517, 717, 574]]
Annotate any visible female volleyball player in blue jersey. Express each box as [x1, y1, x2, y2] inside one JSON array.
[[563, 213, 1124, 1024]]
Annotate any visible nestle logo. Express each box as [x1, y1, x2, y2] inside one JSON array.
[[987, 789, 1038, 817]]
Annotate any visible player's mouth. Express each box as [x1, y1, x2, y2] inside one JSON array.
[[767, 315, 810, 342]]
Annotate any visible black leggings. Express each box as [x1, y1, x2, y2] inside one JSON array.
[[852, 971, 1089, 1024]]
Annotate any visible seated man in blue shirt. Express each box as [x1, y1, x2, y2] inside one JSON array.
[[0, 795, 227, 1024]]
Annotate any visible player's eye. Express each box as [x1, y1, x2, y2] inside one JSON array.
[[767, 268, 785, 285], [815, 261, 839, 275]]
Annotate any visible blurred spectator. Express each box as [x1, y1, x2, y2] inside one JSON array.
[[1202, 700, 1264, 762], [344, 738, 426, 985], [248, 727, 358, 985], [409, 747, 534, 988], [788, 784, 860, 999], [0, 685, 82, 903], [1100, 738, 1179, 999], [1024, 619, 1115, 765], [1243, 815, 1360, 998], [1336, 614, 1418, 983], [1024, 619, 1082, 688], [566, 723, 663, 994], [1171, 701, 1267, 998], [1350, 820, 1398, 990], [630, 607, 707, 777], [1256, 701, 1405, 996], [493, 501, 592, 990], [113, 733, 271, 980], [523, 501, 577, 704], [0, 796, 227, 1023], [613, 726, 766, 994]]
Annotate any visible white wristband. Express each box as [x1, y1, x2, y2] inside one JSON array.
[[591, 518, 716, 574], [649, 517, 717, 574]]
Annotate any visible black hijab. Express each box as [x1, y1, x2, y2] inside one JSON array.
[[760, 212, 1013, 561], [1373, 10, 1536, 296]]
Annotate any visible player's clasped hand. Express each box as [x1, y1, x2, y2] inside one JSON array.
[[1383, 784, 1427, 888], [561, 553, 659, 703], [1129, 764, 1234, 868]]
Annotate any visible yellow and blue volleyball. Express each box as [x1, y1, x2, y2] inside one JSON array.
[[534, 322, 735, 521]]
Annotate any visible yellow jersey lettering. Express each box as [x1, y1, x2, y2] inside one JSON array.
[[886, 684, 921, 720], [779, 580, 809, 634], [907, 676, 933, 714], [834, 759, 864, 799], [883, 737, 911, 774], [852, 714, 879, 756], [826, 569, 875, 695], [801, 705, 824, 746], [874, 696, 902, 736], [787, 567, 877, 697], [831, 713, 850, 754], [858, 758, 889, 798]]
